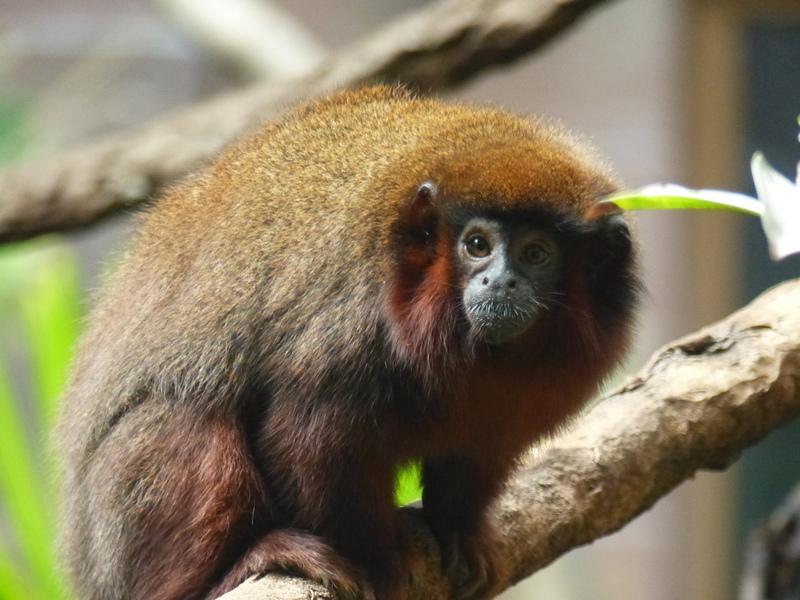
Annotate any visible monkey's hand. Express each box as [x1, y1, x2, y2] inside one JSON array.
[[421, 456, 511, 599], [208, 529, 374, 600], [425, 518, 508, 600]]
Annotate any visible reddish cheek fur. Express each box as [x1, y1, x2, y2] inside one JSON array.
[[387, 230, 461, 369]]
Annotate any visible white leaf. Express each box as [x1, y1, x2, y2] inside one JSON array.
[[751, 152, 800, 261]]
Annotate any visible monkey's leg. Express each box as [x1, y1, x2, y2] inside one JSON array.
[[421, 454, 513, 600], [213, 480, 417, 600], [70, 400, 271, 600], [203, 418, 396, 600]]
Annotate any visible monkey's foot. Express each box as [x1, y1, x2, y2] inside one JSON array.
[[207, 529, 373, 600]]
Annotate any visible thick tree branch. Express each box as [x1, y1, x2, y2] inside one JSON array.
[[216, 277, 800, 599], [0, 0, 612, 243]]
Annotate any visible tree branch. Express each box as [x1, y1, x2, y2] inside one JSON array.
[[216, 278, 800, 599], [153, 0, 326, 80], [739, 484, 800, 600], [0, 0, 613, 244]]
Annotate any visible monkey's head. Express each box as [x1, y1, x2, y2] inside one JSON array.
[[386, 122, 637, 362]]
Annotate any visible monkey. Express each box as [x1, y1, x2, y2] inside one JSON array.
[[58, 86, 639, 600]]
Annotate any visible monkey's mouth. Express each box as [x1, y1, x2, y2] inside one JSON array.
[[466, 301, 538, 344]]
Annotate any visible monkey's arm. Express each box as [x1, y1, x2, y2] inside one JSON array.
[[421, 453, 514, 600], [229, 401, 424, 600]]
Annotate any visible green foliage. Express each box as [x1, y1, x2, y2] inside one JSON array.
[[395, 462, 423, 506], [603, 150, 800, 261], [0, 237, 81, 600], [604, 184, 763, 215]]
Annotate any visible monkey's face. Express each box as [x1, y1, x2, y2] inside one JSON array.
[[450, 207, 635, 346], [456, 216, 564, 345], [391, 179, 635, 353]]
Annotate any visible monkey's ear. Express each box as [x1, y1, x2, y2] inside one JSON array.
[[405, 182, 438, 238], [585, 201, 634, 263], [584, 200, 623, 221]]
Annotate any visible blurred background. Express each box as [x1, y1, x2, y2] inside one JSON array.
[[1, 0, 799, 599]]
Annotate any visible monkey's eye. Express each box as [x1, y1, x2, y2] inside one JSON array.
[[523, 242, 551, 266], [465, 235, 491, 258]]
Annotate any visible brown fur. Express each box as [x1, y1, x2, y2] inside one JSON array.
[[59, 86, 639, 600]]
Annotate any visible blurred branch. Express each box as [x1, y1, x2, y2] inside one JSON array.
[[740, 484, 800, 600], [0, 0, 613, 244], [218, 278, 800, 599], [153, 0, 326, 80]]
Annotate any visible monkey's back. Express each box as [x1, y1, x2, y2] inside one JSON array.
[[62, 86, 615, 441]]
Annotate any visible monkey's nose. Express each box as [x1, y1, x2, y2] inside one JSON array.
[[482, 275, 517, 291]]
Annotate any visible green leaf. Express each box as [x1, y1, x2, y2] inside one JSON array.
[[15, 240, 82, 426], [602, 184, 763, 215], [0, 238, 76, 600], [0, 539, 43, 600], [0, 361, 58, 599], [601, 155, 800, 262], [395, 462, 422, 506]]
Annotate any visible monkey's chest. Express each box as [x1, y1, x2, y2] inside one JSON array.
[[436, 361, 594, 456]]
